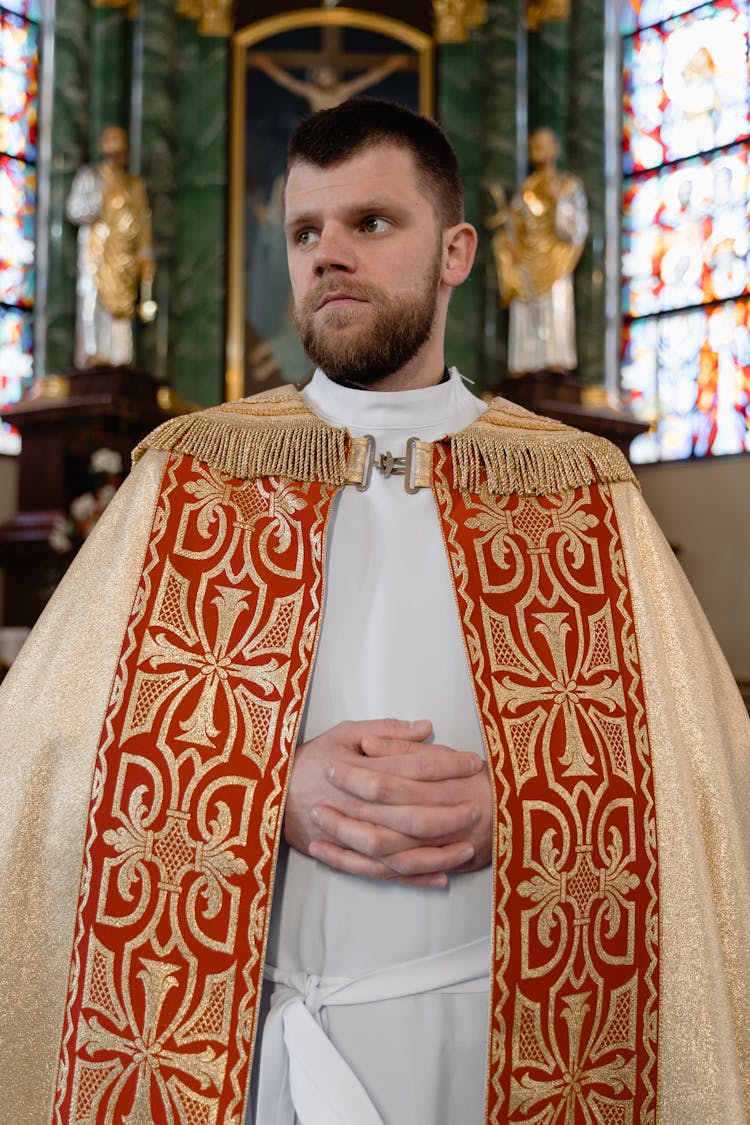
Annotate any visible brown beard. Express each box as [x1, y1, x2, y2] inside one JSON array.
[[293, 255, 443, 387]]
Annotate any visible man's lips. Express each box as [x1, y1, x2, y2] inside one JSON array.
[[315, 291, 368, 311]]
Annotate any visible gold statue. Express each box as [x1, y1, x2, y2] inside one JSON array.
[[66, 125, 156, 369], [487, 127, 588, 375], [252, 54, 408, 112]]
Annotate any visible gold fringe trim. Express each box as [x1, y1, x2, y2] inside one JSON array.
[[133, 385, 349, 484], [456, 397, 637, 495], [451, 428, 636, 495], [133, 385, 637, 496], [133, 413, 348, 484]]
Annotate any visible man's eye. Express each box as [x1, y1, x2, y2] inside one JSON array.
[[296, 229, 319, 246], [362, 217, 389, 234]]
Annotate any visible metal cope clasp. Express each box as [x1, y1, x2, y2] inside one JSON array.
[[356, 435, 422, 494]]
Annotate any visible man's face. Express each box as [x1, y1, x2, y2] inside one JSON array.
[[284, 144, 446, 386]]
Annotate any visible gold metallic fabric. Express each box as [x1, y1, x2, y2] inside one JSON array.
[[0, 451, 168, 1125], [612, 481, 750, 1122]]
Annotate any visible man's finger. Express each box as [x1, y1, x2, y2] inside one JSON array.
[[308, 835, 471, 880], [313, 799, 480, 845], [308, 840, 448, 886], [312, 805, 421, 856], [328, 750, 483, 802], [310, 808, 475, 870], [358, 727, 435, 758], [334, 718, 432, 752], [385, 840, 476, 876]]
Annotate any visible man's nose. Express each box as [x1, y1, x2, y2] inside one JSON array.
[[312, 226, 356, 274]]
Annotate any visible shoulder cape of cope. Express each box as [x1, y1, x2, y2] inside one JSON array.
[[133, 382, 636, 497]]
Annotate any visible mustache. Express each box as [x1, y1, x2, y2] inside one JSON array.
[[305, 280, 381, 310]]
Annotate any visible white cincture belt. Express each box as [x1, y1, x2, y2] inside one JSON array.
[[255, 934, 491, 1125]]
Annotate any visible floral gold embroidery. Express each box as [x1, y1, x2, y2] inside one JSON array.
[[433, 444, 658, 1125], [55, 455, 337, 1123]]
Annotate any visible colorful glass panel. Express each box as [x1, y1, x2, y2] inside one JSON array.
[[622, 146, 750, 317], [0, 11, 38, 161], [622, 0, 707, 34], [1, 0, 40, 18], [623, 2, 750, 175], [1, 10, 38, 68], [1, 2, 38, 449], [0, 154, 35, 306], [622, 301, 750, 461], [0, 305, 32, 454], [0, 61, 38, 160]]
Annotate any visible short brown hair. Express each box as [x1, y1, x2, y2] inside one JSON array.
[[287, 98, 464, 226]]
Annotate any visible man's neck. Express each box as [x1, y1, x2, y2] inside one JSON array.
[[330, 366, 450, 392]]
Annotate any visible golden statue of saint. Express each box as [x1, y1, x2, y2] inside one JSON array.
[[488, 128, 588, 375], [66, 125, 156, 368]]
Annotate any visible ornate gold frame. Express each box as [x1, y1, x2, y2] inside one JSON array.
[[226, 9, 434, 401]]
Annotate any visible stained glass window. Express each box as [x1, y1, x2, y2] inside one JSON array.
[[0, 0, 38, 454], [622, 146, 750, 318], [2, 1, 41, 16], [622, 0, 750, 461]]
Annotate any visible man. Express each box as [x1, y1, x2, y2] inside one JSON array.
[[1, 100, 748, 1125], [66, 125, 156, 368]]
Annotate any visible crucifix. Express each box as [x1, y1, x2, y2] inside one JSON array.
[[247, 25, 416, 112]]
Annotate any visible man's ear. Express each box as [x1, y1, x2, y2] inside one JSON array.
[[442, 223, 478, 288]]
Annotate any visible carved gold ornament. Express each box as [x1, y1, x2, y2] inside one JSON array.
[[432, 0, 488, 43], [174, 0, 232, 35], [525, 0, 571, 32], [90, 0, 232, 35]]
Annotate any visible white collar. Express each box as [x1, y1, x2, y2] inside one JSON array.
[[301, 368, 479, 435]]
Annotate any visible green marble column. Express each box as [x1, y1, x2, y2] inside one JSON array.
[[482, 0, 522, 188], [568, 0, 606, 384], [440, 40, 483, 388], [46, 0, 90, 375], [480, 0, 523, 388], [134, 0, 178, 379], [527, 20, 570, 161], [170, 21, 228, 406], [89, 6, 128, 143]]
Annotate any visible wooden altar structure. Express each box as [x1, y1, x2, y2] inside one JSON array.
[[0, 367, 176, 627]]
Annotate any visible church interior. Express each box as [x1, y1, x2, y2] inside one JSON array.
[[0, 0, 748, 708]]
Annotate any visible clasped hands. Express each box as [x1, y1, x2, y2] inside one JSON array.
[[283, 719, 493, 886]]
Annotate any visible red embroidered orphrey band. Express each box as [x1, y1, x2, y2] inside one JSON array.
[[53, 442, 659, 1124], [54, 454, 337, 1123], [433, 444, 659, 1124]]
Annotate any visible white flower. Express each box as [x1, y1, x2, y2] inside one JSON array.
[[90, 448, 122, 475], [49, 520, 73, 553], [70, 492, 98, 521]]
